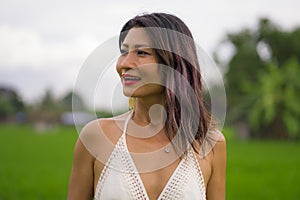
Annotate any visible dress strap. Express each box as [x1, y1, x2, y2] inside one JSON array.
[[122, 111, 133, 136]]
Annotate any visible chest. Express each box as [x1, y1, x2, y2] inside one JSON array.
[[94, 120, 210, 200], [95, 148, 208, 200], [138, 159, 181, 199], [126, 135, 212, 190]]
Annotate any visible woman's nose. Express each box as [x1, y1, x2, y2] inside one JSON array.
[[116, 52, 136, 75], [120, 52, 136, 69]]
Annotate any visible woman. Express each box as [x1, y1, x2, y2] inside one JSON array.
[[68, 12, 226, 200]]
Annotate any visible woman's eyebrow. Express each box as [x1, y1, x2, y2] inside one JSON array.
[[121, 43, 151, 49]]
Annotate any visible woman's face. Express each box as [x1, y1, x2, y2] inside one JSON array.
[[116, 28, 163, 98]]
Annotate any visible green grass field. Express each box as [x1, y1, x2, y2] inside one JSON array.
[[0, 124, 77, 200], [226, 139, 300, 199], [0, 124, 299, 199]]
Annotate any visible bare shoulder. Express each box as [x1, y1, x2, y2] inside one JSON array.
[[78, 112, 130, 160], [214, 131, 226, 149], [217, 131, 226, 142], [205, 130, 226, 199], [210, 130, 226, 159], [197, 129, 226, 158]]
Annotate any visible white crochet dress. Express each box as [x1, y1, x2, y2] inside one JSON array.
[[94, 115, 206, 200]]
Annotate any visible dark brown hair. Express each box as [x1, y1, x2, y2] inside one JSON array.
[[119, 13, 212, 153]]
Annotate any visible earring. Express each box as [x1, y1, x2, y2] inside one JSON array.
[[128, 97, 136, 110]]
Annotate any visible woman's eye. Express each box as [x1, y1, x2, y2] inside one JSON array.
[[120, 49, 128, 56], [136, 50, 150, 56]]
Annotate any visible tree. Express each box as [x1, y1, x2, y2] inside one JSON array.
[[29, 89, 86, 124], [247, 58, 300, 138], [0, 87, 25, 121], [60, 91, 85, 111], [29, 88, 62, 124], [217, 18, 300, 138], [40, 89, 57, 111]]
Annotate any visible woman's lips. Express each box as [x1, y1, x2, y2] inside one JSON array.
[[122, 74, 141, 86]]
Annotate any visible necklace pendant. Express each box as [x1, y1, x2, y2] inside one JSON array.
[[164, 147, 170, 153]]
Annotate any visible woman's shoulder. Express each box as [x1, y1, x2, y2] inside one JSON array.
[[198, 129, 225, 158], [210, 130, 226, 156], [212, 130, 226, 156], [78, 111, 131, 159], [212, 129, 226, 144], [80, 111, 130, 136], [203, 129, 226, 171]]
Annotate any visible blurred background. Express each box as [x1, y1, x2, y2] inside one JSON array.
[[0, 0, 299, 199]]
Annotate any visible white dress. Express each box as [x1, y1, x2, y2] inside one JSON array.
[[94, 114, 206, 200]]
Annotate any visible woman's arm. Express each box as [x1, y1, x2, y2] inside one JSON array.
[[67, 138, 95, 200], [206, 134, 227, 200]]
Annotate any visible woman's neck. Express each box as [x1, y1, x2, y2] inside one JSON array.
[[133, 96, 166, 125]]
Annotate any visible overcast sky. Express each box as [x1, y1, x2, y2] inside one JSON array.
[[1, 0, 300, 110]]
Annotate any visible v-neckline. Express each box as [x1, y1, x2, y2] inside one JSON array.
[[123, 126, 185, 200], [95, 112, 207, 200]]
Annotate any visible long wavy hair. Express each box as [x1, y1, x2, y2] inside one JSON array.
[[119, 13, 212, 154]]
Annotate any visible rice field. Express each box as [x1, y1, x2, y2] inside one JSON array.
[[0, 124, 299, 199]]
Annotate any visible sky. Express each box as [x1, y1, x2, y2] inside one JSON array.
[[1, 0, 300, 110]]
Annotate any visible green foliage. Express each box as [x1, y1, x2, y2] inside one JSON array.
[[95, 110, 113, 118], [60, 91, 86, 111], [248, 63, 281, 129], [0, 87, 25, 120], [220, 18, 300, 138], [40, 89, 57, 110], [247, 58, 300, 137], [259, 19, 300, 65], [29, 89, 87, 123], [0, 97, 15, 117]]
